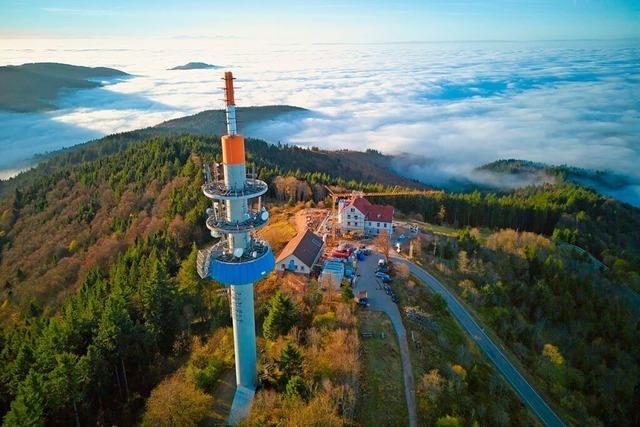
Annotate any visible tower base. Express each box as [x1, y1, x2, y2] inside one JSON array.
[[228, 385, 255, 425]]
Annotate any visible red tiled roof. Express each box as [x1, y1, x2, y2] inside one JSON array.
[[365, 203, 394, 223], [343, 196, 393, 223], [350, 197, 371, 214]]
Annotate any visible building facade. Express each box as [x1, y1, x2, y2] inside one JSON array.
[[276, 229, 325, 274], [338, 196, 393, 236]]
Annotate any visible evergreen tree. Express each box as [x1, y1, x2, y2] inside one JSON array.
[[3, 370, 45, 427], [48, 353, 85, 427], [341, 283, 355, 303], [177, 243, 204, 321], [141, 252, 176, 349], [278, 342, 303, 383], [284, 375, 307, 400], [263, 292, 298, 340]]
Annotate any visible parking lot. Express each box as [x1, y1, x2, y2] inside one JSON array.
[[353, 251, 405, 333]]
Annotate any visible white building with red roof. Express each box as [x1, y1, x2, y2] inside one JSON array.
[[338, 195, 394, 236]]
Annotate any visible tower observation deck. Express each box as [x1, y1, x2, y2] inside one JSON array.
[[197, 72, 275, 423]]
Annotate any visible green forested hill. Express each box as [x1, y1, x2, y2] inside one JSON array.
[[0, 133, 638, 425], [0, 63, 128, 112], [152, 105, 307, 136], [0, 134, 425, 322], [479, 159, 640, 205], [168, 62, 221, 70]]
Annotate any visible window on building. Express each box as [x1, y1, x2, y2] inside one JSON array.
[[350, 208, 355, 212], [377, 222, 380, 227], [347, 221, 351, 226], [384, 223, 387, 228], [347, 214, 351, 219]]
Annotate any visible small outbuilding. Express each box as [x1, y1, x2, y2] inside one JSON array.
[[276, 229, 325, 275], [320, 259, 345, 289]]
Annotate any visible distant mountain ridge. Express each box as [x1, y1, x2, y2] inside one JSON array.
[[169, 62, 221, 70], [480, 158, 637, 190], [153, 105, 308, 136], [0, 62, 128, 112], [0, 105, 423, 197], [476, 159, 640, 207]]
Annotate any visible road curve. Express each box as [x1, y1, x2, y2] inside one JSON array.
[[392, 255, 566, 427]]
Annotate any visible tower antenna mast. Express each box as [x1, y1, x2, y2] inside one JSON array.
[[197, 72, 275, 424]]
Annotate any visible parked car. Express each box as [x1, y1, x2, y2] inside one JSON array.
[[382, 276, 392, 284], [391, 294, 399, 303], [384, 287, 391, 295], [375, 271, 388, 278]]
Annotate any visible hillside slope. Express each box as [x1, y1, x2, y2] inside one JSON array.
[[0, 132, 638, 425], [168, 62, 221, 70], [152, 105, 308, 136], [0, 63, 129, 112], [479, 159, 640, 206]]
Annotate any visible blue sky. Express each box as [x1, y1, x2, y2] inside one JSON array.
[[2, 0, 639, 42]]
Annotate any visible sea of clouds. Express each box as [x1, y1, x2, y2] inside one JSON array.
[[1, 38, 639, 204]]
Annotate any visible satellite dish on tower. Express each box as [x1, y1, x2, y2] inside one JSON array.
[[233, 247, 244, 258], [211, 230, 221, 238], [260, 210, 269, 221], [206, 208, 213, 215]]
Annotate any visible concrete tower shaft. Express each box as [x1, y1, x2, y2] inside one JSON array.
[[221, 72, 254, 389]]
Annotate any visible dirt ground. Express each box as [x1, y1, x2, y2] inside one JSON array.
[[294, 208, 329, 234]]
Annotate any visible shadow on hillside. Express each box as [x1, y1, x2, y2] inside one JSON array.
[[0, 111, 104, 174], [56, 84, 175, 112]]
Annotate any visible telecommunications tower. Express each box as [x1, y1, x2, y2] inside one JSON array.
[[197, 72, 275, 422]]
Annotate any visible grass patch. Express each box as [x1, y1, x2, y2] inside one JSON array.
[[355, 310, 408, 426], [413, 220, 491, 239], [258, 208, 297, 254]]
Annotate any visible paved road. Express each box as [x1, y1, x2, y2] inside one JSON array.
[[354, 253, 417, 427], [392, 255, 566, 427]]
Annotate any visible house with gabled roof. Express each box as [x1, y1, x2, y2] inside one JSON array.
[[338, 196, 394, 236], [276, 229, 325, 275]]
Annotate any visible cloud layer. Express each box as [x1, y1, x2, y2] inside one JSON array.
[[1, 38, 638, 204]]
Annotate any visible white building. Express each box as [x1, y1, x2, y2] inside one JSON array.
[[276, 229, 325, 275], [338, 196, 394, 236]]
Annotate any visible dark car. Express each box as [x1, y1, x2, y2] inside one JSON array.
[[391, 295, 399, 303], [384, 286, 391, 295], [382, 276, 392, 284]]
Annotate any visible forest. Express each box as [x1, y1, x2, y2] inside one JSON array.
[[411, 227, 639, 425], [0, 133, 639, 425]]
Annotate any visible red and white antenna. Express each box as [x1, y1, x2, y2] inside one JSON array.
[[224, 71, 238, 136]]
